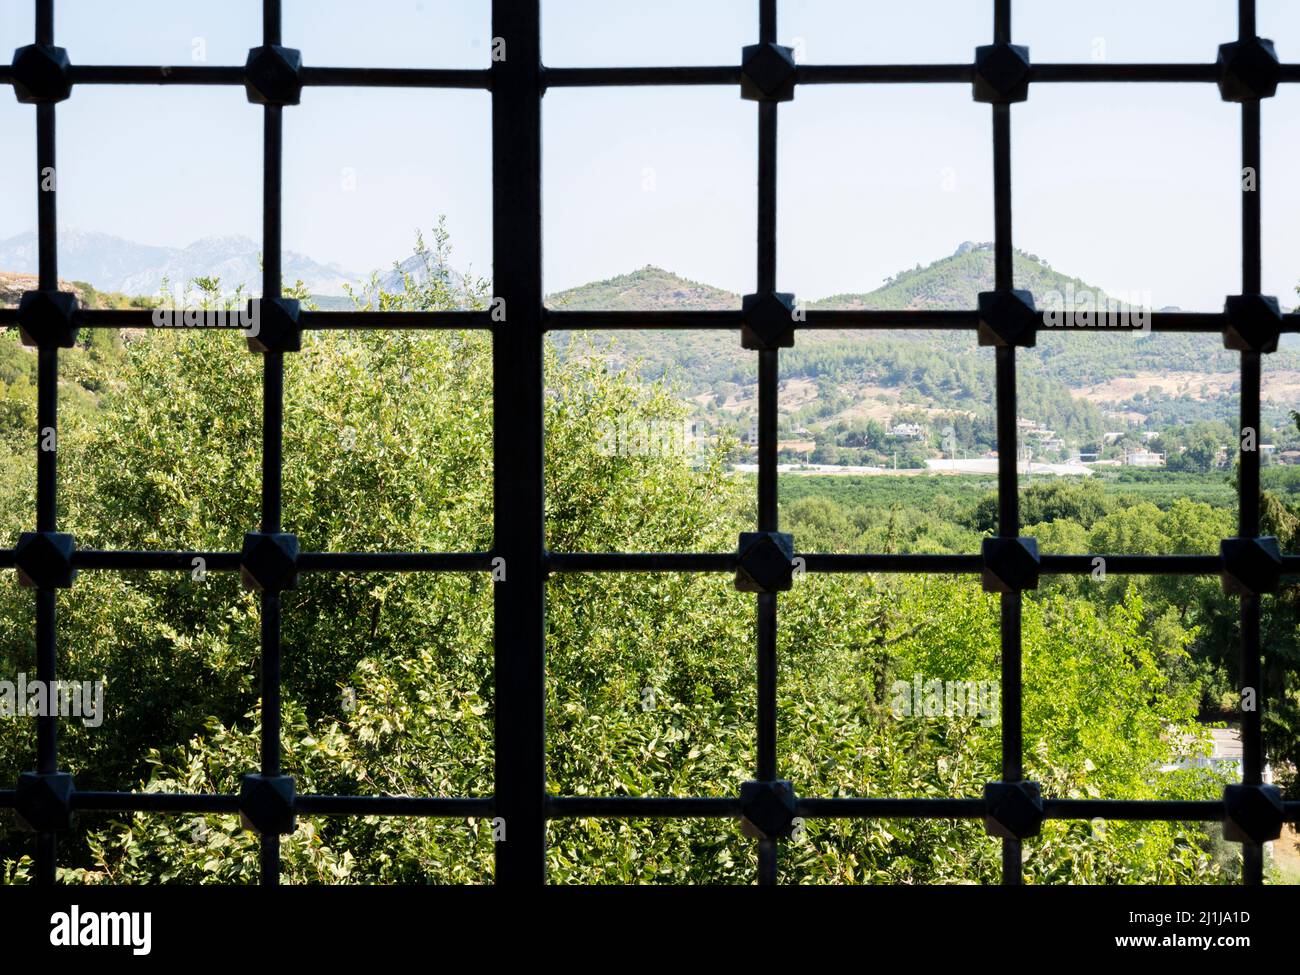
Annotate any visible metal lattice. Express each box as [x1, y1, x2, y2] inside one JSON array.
[[1, 0, 1298, 886]]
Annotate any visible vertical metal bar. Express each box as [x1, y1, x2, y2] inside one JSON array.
[[756, 592, 778, 885], [991, 0, 1021, 885], [492, 0, 546, 886], [757, 351, 779, 529], [32, 0, 60, 889], [992, 106, 1013, 293], [263, 0, 282, 47], [753, 0, 783, 889], [1237, 338, 1264, 888], [257, 0, 285, 888], [759, 0, 776, 44], [260, 593, 282, 883], [262, 353, 284, 534], [757, 102, 778, 294], [994, 0, 1011, 45], [35, 0, 52, 45], [1241, 101, 1261, 296], [1239, 0, 1256, 40], [36, 104, 57, 290], [1236, 0, 1264, 887], [262, 108, 284, 303]]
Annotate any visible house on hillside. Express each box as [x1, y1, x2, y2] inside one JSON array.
[[1124, 448, 1165, 468], [888, 422, 927, 440]]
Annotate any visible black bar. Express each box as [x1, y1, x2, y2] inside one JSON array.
[[543, 66, 739, 88], [492, 0, 546, 887], [36, 104, 57, 289], [301, 67, 490, 89], [548, 797, 741, 818], [1242, 101, 1261, 294], [546, 552, 736, 573]]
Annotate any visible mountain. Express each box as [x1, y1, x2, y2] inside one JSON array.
[[549, 266, 738, 310], [0, 229, 364, 298], [809, 242, 1128, 311], [544, 244, 1300, 446]]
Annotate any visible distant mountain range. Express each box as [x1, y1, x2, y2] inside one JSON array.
[[0, 229, 364, 298], [3, 234, 1295, 441]]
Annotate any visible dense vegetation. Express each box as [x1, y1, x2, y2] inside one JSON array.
[[0, 238, 1296, 884]]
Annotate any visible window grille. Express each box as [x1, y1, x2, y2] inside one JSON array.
[[1, 0, 1297, 886]]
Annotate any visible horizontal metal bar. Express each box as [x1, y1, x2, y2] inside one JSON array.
[[4, 308, 1295, 336], [1040, 554, 1223, 576], [73, 550, 241, 571], [69, 65, 245, 85], [546, 552, 736, 573], [300, 67, 490, 89], [801, 310, 980, 330], [547, 796, 742, 817], [545, 309, 1300, 334], [64, 66, 488, 89], [57, 309, 492, 330], [298, 552, 495, 572], [295, 795, 494, 817], [63, 792, 491, 817], [9, 791, 1296, 824], [1030, 64, 1219, 83], [1041, 799, 1224, 821], [539, 63, 1300, 89], [0, 551, 496, 573], [801, 554, 981, 574], [544, 309, 744, 331], [798, 798, 985, 818], [796, 65, 972, 84], [0, 550, 1290, 579], [301, 310, 493, 330], [10, 62, 1300, 95], [542, 66, 740, 88], [70, 792, 242, 813]]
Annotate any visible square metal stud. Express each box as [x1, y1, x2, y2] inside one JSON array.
[[10, 44, 72, 104], [973, 43, 1030, 104], [17, 290, 79, 349], [1222, 783, 1284, 845], [244, 44, 303, 106], [246, 296, 302, 353], [741, 291, 797, 350], [239, 532, 300, 593], [14, 772, 75, 832], [1219, 536, 1282, 596], [1222, 294, 1282, 353], [13, 532, 77, 589], [983, 781, 1043, 840], [735, 531, 795, 593], [981, 536, 1040, 593], [740, 42, 796, 102], [239, 773, 297, 836], [1216, 37, 1281, 102], [977, 290, 1038, 348], [739, 779, 798, 839]]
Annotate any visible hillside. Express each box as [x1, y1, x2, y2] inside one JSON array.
[[0, 229, 363, 298], [549, 266, 739, 311], [544, 243, 1300, 463]]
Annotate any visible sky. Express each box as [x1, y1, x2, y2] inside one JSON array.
[[1, 0, 1299, 310]]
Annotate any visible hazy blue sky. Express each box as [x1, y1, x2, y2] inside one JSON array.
[[2, 0, 1299, 309]]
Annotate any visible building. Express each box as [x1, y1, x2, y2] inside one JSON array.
[[1123, 448, 1165, 468]]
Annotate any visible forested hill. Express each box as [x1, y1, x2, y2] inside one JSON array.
[[545, 243, 1300, 442]]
